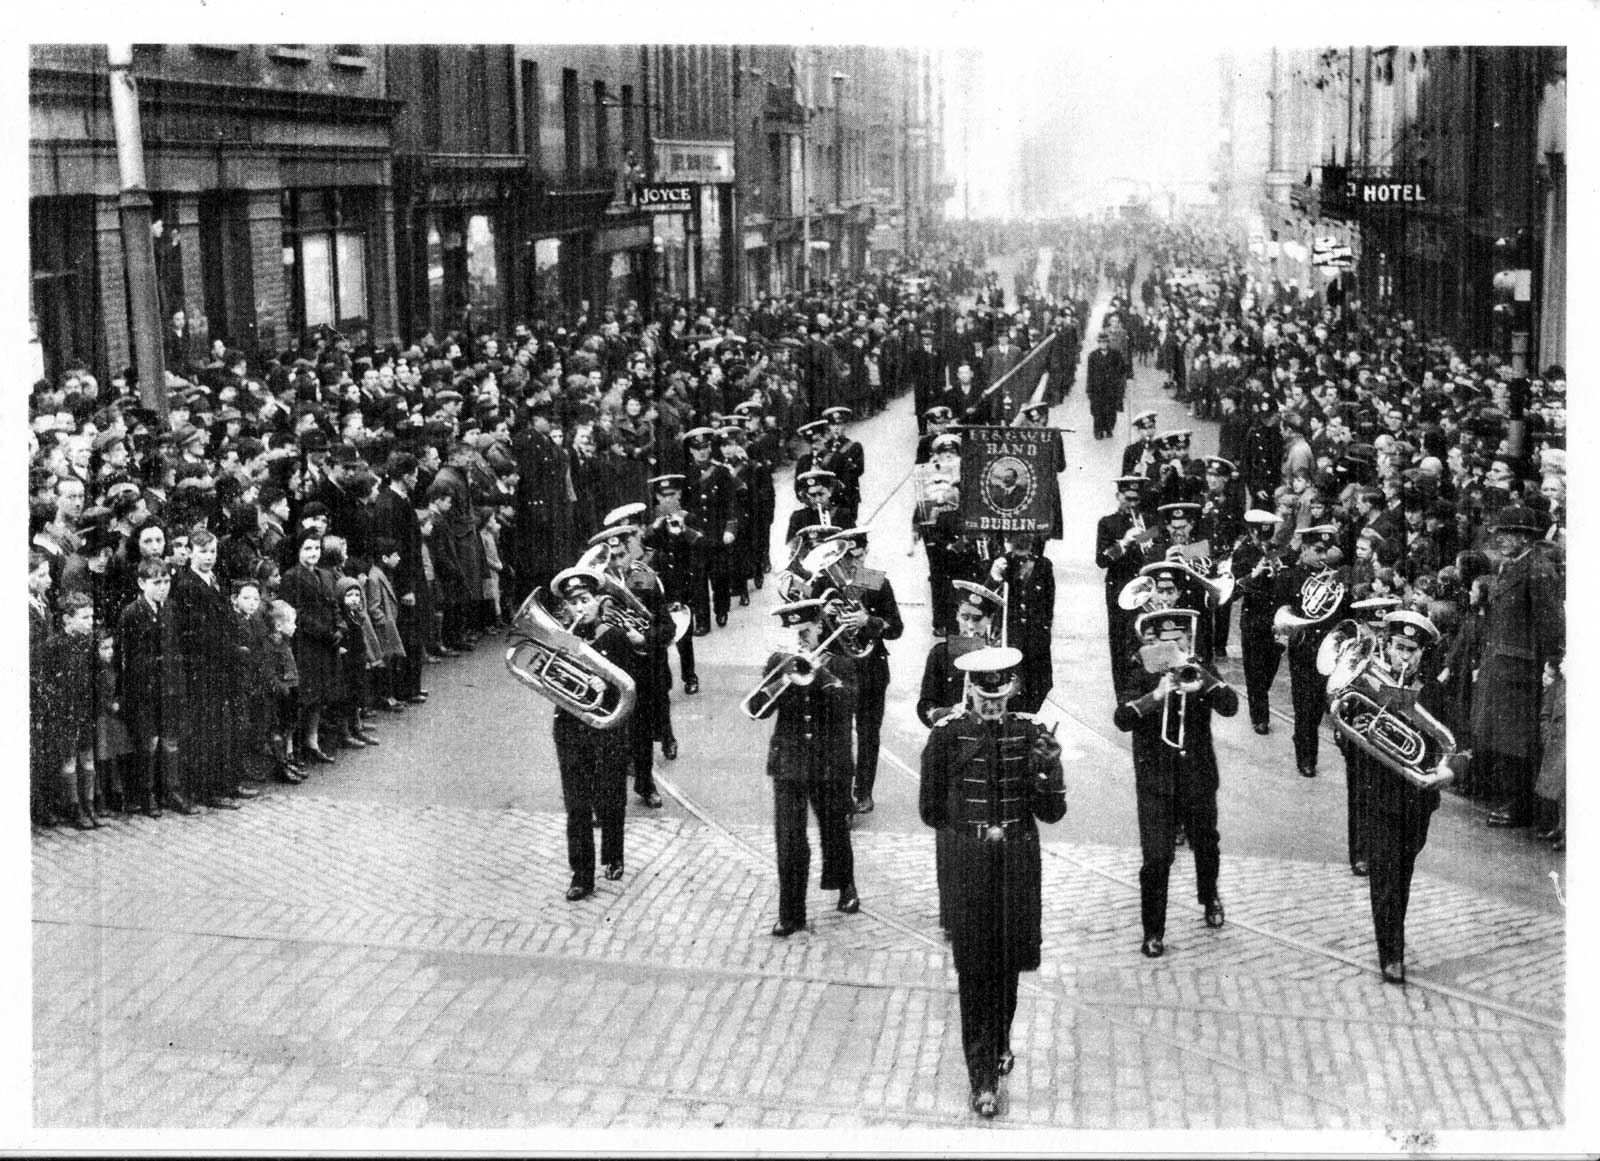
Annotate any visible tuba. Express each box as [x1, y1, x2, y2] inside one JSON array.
[[1328, 681, 1459, 790], [505, 589, 637, 730], [1317, 618, 1373, 680]]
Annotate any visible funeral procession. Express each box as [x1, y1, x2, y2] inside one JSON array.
[[21, 29, 1586, 1150]]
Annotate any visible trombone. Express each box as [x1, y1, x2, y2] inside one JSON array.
[[740, 623, 850, 720]]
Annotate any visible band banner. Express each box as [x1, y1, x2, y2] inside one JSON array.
[[958, 426, 1058, 535]]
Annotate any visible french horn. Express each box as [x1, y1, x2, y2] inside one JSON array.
[[505, 589, 637, 730], [1272, 569, 1347, 642]]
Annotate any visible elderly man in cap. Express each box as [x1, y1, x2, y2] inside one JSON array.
[[751, 598, 860, 937], [548, 566, 642, 901], [919, 645, 1066, 1118], [1114, 607, 1235, 960], [1471, 505, 1563, 829]]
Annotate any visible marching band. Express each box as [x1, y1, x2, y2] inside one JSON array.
[[500, 306, 1499, 1122]]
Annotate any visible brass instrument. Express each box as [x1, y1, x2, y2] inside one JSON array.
[[801, 540, 874, 660], [1329, 682, 1458, 790], [1117, 574, 1158, 611], [594, 570, 655, 638], [666, 513, 687, 536], [666, 601, 692, 644], [1316, 618, 1375, 681], [505, 589, 637, 730], [740, 623, 850, 719], [1271, 568, 1347, 643]]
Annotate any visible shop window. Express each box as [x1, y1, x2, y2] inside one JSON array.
[[283, 188, 372, 337], [533, 238, 562, 312], [465, 213, 501, 324]]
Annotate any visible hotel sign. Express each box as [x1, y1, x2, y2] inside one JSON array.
[[1345, 180, 1429, 204]]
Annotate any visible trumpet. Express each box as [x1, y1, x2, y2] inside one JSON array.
[[505, 589, 637, 730], [740, 623, 849, 720], [666, 513, 687, 535]]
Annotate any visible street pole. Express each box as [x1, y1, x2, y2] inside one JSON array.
[[107, 44, 168, 415], [800, 48, 812, 292]]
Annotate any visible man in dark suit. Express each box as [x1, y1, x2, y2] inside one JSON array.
[[1086, 332, 1130, 440], [908, 329, 948, 432], [116, 560, 186, 816], [314, 444, 372, 562], [982, 326, 1027, 425], [369, 452, 428, 704], [1095, 475, 1157, 692]]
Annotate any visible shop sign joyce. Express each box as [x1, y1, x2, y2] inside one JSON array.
[[634, 183, 696, 213]]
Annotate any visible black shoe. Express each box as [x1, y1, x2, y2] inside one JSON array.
[[997, 1050, 1015, 1077], [1141, 936, 1164, 958], [406, 693, 430, 705], [1204, 897, 1226, 928], [1352, 860, 1370, 877], [853, 796, 874, 815], [662, 738, 679, 760], [340, 734, 370, 749], [566, 880, 592, 902], [770, 919, 806, 938], [715, 613, 728, 628], [1535, 824, 1560, 841], [739, 594, 750, 607], [1552, 834, 1565, 852], [353, 730, 380, 746], [753, 575, 764, 589], [1252, 722, 1270, 736], [692, 623, 709, 638], [640, 792, 664, 809], [1299, 764, 1317, 778], [69, 808, 95, 831], [381, 698, 406, 713], [683, 676, 700, 695], [971, 1089, 998, 1118], [837, 885, 860, 914], [278, 765, 306, 785], [206, 798, 242, 811], [604, 861, 625, 881], [305, 747, 337, 765], [230, 785, 263, 800], [164, 795, 197, 816], [1486, 811, 1530, 829], [932, 627, 948, 639], [1381, 960, 1406, 985]]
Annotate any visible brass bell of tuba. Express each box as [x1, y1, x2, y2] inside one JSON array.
[[1328, 685, 1458, 790], [505, 589, 637, 730]]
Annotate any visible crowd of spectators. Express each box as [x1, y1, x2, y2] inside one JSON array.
[[26, 234, 1077, 831]]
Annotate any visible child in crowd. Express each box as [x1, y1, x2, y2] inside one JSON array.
[[364, 539, 408, 710], [334, 577, 383, 749], [95, 631, 131, 813], [264, 600, 303, 782], [44, 591, 101, 829]]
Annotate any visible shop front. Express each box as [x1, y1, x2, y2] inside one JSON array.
[[651, 140, 737, 308]]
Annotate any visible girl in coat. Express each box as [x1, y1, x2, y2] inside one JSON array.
[[279, 531, 343, 763]]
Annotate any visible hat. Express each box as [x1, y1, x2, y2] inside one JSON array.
[[434, 390, 464, 405], [1139, 562, 1190, 586], [1299, 524, 1339, 547], [1357, 526, 1389, 544], [1489, 505, 1545, 536], [822, 406, 853, 423], [603, 502, 648, 529], [1132, 410, 1158, 428], [679, 426, 717, 447], [952, 579, 1003, 617], [953, 645, 1024, 682], [796, 420, 829, 440], [551, 566, 604, 601], [586, 525, 639, 548], [648, 473, 686, 493], [1202, 456, 1236, 476], [328, 443, 363, 465], [733, 401, 764, 419], [717, 426, 745, 444], [924, 405, 954, 422], [1158, 502, 1201, 521], [1382, 609, 1440, 648], [823, 526, 869, 549], [92, 430, 125, 453], [773, 598, 826, 628], [1351, 595, 1402, 616], [1154, 429, 1193, 449], [334, 575, 364, 599], [931, 433, 962, 452], [1135, 607, 1200, 638], [797, 469, 838, 490], [1116, 474, 1147, 490]]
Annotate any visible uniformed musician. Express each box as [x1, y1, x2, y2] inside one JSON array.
[[1096, 474, 1157, 691], [641, 474, 704, 696], [917, 580, 1003, 937], [734, 401, 779, 583], [549, 566, 641, 900], [821, 527, 904, 815], [1150, 502, 1214, 660], [914, 433, 964, 636], [1120, 409, 1160, 476], [918, 646, 1067, 1118], [680, 426, 741, 632], [1231, 509, 1287, 734], [1112, 607, 1235, 958], [819, 406, 866, 514], [791, 420, 832, 501], [1274, 524, 1349, 777], [985, 532, 1055, 714], [590, 503, 677, 803], [1329, 596, 1402, 877], [752, 599, 861, 937], [786, 469, 857, 542], [1346, 611, 1464, 984], [1199, 456, 1245, 661], [915, 405, 957, 464], [718, 425, 760, 607]]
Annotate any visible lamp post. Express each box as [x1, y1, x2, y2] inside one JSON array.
[[800, 49, 812, 292], [107, 44, 168, 413], [831, 71, 849, 278]]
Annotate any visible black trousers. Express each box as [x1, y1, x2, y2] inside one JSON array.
[[927, 546, 956, 634], [1106, 601, 1134, 697], [957, 970, 1020, 1094], [772, 778, 855, 926], [1341, 740, 1369, 867], [852, 661, 889, 800], [555, 718, 627, 889], [1366, 804, 1432, 965], [1480, 750, 1536, 821], [1210, 600, 1233, 657], [1287, 646, 1327, 769], [671, 628, 698, 684], [1239, 620, 1281, 726], [1135, 782, 1221, 940], [690, 546, 732, 623]]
